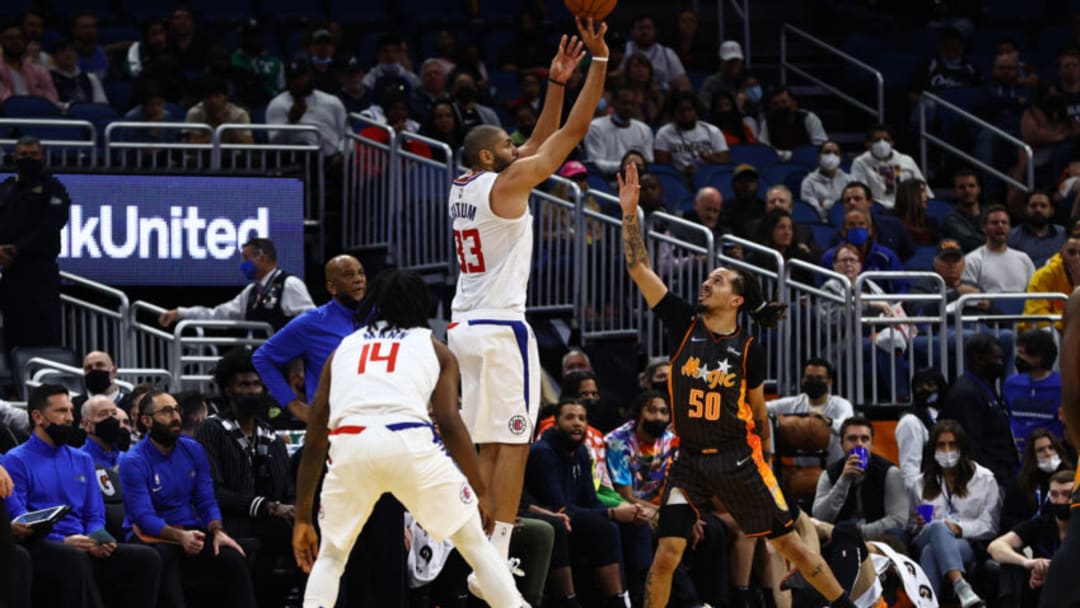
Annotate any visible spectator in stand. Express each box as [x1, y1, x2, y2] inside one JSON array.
[[1004, 331, 1064, 451], [759, 184, 819, 254], [892, 179, 938, 246], [916, 28, 979, 93], [20, 7, 49, 66], [622, 13, 691, 93], [1059, 49, 1080, 123], [184, 75, 253, 144], [420, 100, 465, 160], [940, 333, 1017, 484], [122, 86, 182, 147], [124, 20, 168, 80], [654, 91, 729, 176], [708, 90, 756, 145], [50, 38, 107, 107], [196, 349, 297, 608], [73, 350, 131, 422], [896, 368, 947, 491], [0, 23, 58, 104], [498, 9, 546, 72], [510, 105, 536, 147], [409, 58, 450, 123], [231, 19, 284, 109], [973, 52, 1030, 183], [697, 40, 746, 110], [505, 70, 542, 114], [671, 10, 715, 73], [1023, 233, 1080, 330], [997, 40, 1037, 88], [360, 82, 423, 134], [989, 469, 1074, 608], [524, 398, 637, 608], [909, 420, 1000, 608], [668, 185, 728, 247], [336, 56, 371, 115], [158, 237, 315, 332], [725, 163, 767, 239], [767, 358, 854, 465], [6, 384, 162, 608], [800, 141, 852, 221], [638, 172, 671, 231], [1009, 190, 1066, 267], [120, 390, 255, 608], [999, 430, 1072, 532], [265, 60, 347, 159], [362, 33, 421, 92], [585, 88, 654, 178], [616, 53, 664, 126], [821, 208, 907, 293], [961, 205, 1036, 294], [850, 124, 931, 209], [813, 416, 907, 543], [942, 169, 986, 252], [176, 390, 208, 436], [167, 5, 209, 74], [449, 71, 499, 130], [1017, 83, 1080, 194], [748, 208, 818, 283], [757, 86, 828, 159], [905, 238, 993, 318], [296, 28, 342, 94], [734, 72, 763, 129], [69, 12, 108, 81]]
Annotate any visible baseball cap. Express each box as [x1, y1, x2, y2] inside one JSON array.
[[558, 160, 588, 179], [935, 239, 963, 259], [733, 163, 758, 179], [344, 55, 364, 73], [312, 28, 332, 42], [285, 59, 311, 79], [719, 40, 744, 62]]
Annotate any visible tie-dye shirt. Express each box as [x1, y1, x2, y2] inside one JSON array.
[[604, 420, 676, 503]]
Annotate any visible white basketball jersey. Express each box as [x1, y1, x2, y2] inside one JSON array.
[[448, 171, 533, 318], [328, 324, 439, 428]]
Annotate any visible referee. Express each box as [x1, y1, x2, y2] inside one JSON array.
[[616, 164, 858, 608]]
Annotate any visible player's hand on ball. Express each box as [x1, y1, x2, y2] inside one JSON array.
[[550, 34, 585, 84], [616, 161, 640, 217], [574, 17, 608, 59], [292, 521, 319, 574]]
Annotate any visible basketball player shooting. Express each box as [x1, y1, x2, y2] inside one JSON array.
[[446, 16, 609, 576]]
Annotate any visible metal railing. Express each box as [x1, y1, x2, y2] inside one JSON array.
[[717, 0, 752, 68], [644, 211, 714, 358], [0, 118, 97, 168], [783, 260, 856, 399], [579, 190, 637, 342], [169, 319, 273, 393], [59, 271, 132, 367], [104, 122, 214, 170], [952, 292, 1068, 373], [395, 131, 455, 276], [528, 178, 584, 320], [780, 24, 885, 122], [919, 91, 1035, 194], [343, 116, 397, 259]]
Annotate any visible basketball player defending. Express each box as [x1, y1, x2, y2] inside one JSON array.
[[447, 17, 609, 571], [1038, 286, 1080, 607], [292, 269, 527, 607], [617, 164, 858, 608]]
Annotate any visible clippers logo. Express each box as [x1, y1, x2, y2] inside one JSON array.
[[460, 483, 475, 505], [508, 415, 529, 435]]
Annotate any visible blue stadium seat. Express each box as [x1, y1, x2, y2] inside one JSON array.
[[783, 169, 808, 198], [586, 173, 612, 195], [330, 0, 390, 21], [0, 0, 32, 18], [706, 171, 733, 200], [1035, 25, 1071, 66], [876, 53, 923, 91], [261, 0, 326, 20], [790, 144, 820, 169], [926, 198, 952, 223], [98, 26, 139, 46], [728, 143, 778, 169], [2, 96, 60, 118], [488, 71, 520, 104], [105, 82, 134, 114], [971, 27, 1027, 57], [841, 34, 882, 65], [792, 201, 820, 224], [188, 0, 253, 20], [483, 31, 516, 67], [810, 224, 838, 250], [763, 164, 797, 188], [693, 164, 731, 192], [934, 86, 979, 112], [121, 0, 173, 20], [904, 245, 937, 271], [983, 0, 1045, 24], [67, 103, 119, 139]]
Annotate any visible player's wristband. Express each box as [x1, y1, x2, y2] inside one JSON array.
[[548, 77, 566, 87], [592, 56, 609, 63]]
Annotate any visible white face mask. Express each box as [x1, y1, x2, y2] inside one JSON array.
[[935, 450, 960, 469], [819, 152, 840, 171], [871, 139, 892, 159], [1038, 456, 1062, 474]]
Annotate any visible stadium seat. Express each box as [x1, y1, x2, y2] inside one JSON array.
[[482, 30, 516, 66], [971, 27, 1027, 58], [875, 53, 923, 91], [476, 0, 526, 19], [1034, 24, 1071, 66], [586, 173, 612, 195], [790, 144, 820, 169], [0, 0, 32, 18], [488, 71, 520, 104], [655, 172, 692, 209], [2, 95, 61, 118], [706, 171, 733, 200], [983, 0, 1045, 24], [693, 164, 731, 192], [763, 164, 798, 188], [188, 0, 254, 20], [329, 0, 390, 22], [783, 169, 808, 198], [926, 198, 952, 223], [105, 81, 134, 114], [262, 0, 325, 21], [904, 245, 937, 271], [67, 103, 119, 140], [841, 34, 882, 65], [809, 224, 837, 250], [98, 26, 140, 46], [792, 201, 820, 224], [728, 143, 779, 170]]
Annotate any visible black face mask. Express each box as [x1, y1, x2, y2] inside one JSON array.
[[94, 415, 121, 444], [149, 420, 179, 448], [232, 394, 265, 418], [579, 398, 600, 412], [913, 390, 940, 407], [1014, 357, 1033, 374], [84, 369, 112, 395], [1047, 503, 1072, 521], [650, 381, 668, 393], [640, 419, 668, 439], [16, 157, 44, 182], [115, 429, 132, 451], [44, 422, 85, 447], [455, 86, 477, 104], [802, 379, 829, 400], [983, 360, 1006, 380]]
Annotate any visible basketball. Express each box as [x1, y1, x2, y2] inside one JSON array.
[[563, 0, 617, 20]]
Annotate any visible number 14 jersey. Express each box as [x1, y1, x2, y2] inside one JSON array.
[[449, 171, 533, 319]]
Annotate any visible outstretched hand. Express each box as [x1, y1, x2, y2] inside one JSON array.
[[549, 35, 586, 83], [574, 17, 609, 59], [617, 161, 640, 218]]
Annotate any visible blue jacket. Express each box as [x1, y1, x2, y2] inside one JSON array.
[[821, 240, 909, 293], [252, 299, 355, 407], [81, 437, 118, 469], [524, 429, 605, 517], [4, 433, 107, 541], [118, 435, 222, 538]]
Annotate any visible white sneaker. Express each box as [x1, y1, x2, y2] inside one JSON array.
[[955, 581, 985, 608], [467, 558, 526, 603]]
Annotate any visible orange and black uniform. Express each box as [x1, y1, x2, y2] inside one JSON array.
[[653, 292, 795, 539], [1037, 468, 1080, 606]]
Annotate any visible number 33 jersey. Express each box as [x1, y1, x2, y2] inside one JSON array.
[[328, 324, 439, 428], [449, 171, 533, 319]]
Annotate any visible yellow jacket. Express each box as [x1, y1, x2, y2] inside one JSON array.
[[1021, 253, 1073, 330]]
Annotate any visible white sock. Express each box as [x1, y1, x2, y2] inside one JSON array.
[[453, 514, 524, 607], [492, 520, 514, 560]]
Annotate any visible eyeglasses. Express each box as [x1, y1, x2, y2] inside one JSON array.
[[149, 405, 181, 417], [835, 257, 859, 265]]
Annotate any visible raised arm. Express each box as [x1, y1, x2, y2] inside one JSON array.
[[515, 35, 585, 158], [618, 162, 668, 307]]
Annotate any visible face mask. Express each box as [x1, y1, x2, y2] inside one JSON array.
[[983, 361, 1006, 380], [871, 139, 892, 159], [240, 259, 258, 280], [1014, 357, 1033, 374], [1048, 503, 1072, 521], [149, 420, 179, 448], [311, 55, 333, 66], [454, 86, 476, 104], [640, 419, 668, 439], [232, 394, 265, 418], [847, 227, 869, 247], [44, 422, 85, 447], [579, 398, 600, 411], [802, 379, 829, 400], [819, 153, 841, 171], [84, 369, 112, 395], [914, 390, 939, 406], [743, 85, 762, 103], [115, 429, 132, 451], [610, 112, 630, 127], [15, 157, 44, 181], [1038, 456, 1062, 474], [94, 415, 121, 444], [934, 449, 960, 469]]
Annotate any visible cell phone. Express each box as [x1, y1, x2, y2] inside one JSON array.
[[12, 505, 71, 528], [89, 528, 117, 545]]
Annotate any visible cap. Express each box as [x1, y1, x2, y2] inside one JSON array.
[[558, 160, 588, 179], [285, 59, 311, 79], [719, 40, 744, 62], [312, 28, 332, 42], [344, 55, 364, 73], [935, 239, 963, 259], [733, 163, 757, 179]]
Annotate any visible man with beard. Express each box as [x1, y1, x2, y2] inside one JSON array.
[[1023, 234, 1080, 330], [0, 24, 58, 103], [119, 389, 255, 608], [757, 86, 828, 158], [1009, 191, 1066, 267], [6, 384, 160, 608], [196, 349, 295, 608]]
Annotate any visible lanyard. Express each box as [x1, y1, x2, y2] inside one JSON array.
[[938, 476, 958, 515], [964, 372, 1003, 410]]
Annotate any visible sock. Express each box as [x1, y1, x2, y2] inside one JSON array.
[[492, 520, 514, 560], [604, 592, 630, 608]]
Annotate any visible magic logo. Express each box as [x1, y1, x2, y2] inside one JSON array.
[[680, 356, 738, 389]]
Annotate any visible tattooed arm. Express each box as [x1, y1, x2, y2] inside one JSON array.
[[618, 163, 669, 308]]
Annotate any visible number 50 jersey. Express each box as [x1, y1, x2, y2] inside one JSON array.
[[449, 171, 533, 319], [328, 324, 439, 428]]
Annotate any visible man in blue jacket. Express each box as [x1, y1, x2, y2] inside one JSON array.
[[5, 384, 160, 608], [119, 389, 255, 608]]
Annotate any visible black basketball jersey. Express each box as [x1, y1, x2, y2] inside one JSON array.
[[653, 292, 765, 452]]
